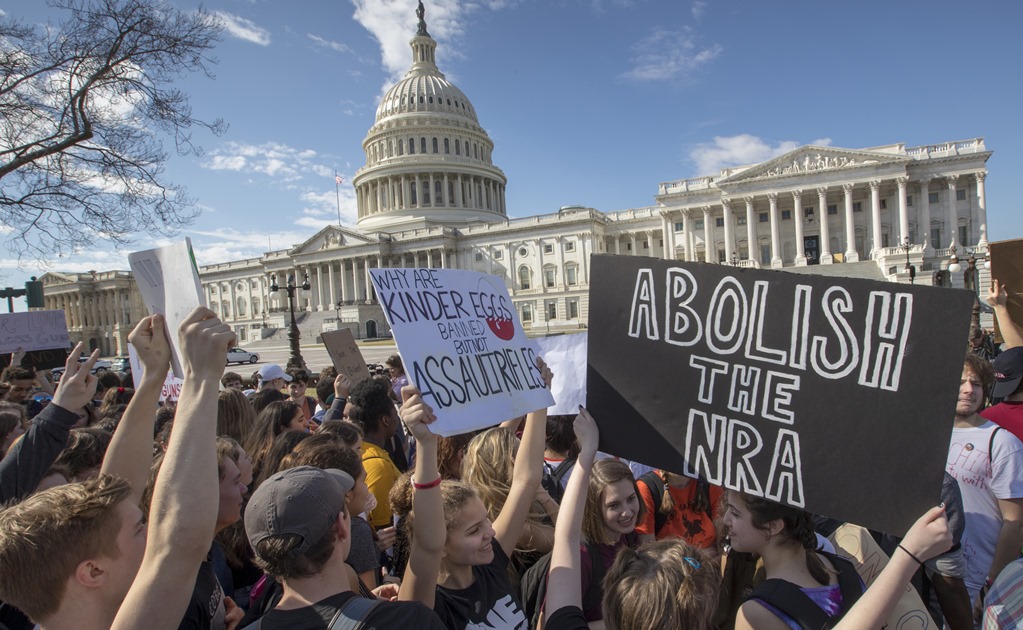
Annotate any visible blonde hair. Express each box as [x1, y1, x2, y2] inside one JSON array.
[[0, 475, 132, 622], [582, 459, 647, 545], [602, 540, 718, 630], [461, 427, 548, 553], [217, 388, 256, 444]]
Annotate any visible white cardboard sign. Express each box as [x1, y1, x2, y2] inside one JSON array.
[[370, 268, 553, 436], [128, 239, 206, 378], [0, 310, 71, 354], [535, 333, 587, 415], [127, 344, 183, 402]]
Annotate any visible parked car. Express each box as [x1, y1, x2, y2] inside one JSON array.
[[226, 347, 260, 365], [51, 356, 113, 381]]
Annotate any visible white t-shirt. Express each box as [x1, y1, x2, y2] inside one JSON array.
[[946, 421, 1023, 599]]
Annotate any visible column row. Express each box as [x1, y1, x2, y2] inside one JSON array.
[[359, 173, 506, 216]]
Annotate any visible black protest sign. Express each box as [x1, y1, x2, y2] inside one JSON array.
[[586, 254, 975, 535], [0, 347, 70, 371]]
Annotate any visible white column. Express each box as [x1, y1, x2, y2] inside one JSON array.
[[919, 179, 932, 253], [228, 280, 237, 321], [897, 177, 910, 245], [440, 248, 448, 269], [363, 258, 372, 303], [792, 190, 806, 265], [702, 206, 714, 263], [613, 235, 621, 255], [629, 233, 638, 257], [722, 199, 735, 260], [660, 212, 672, 260], [682, 211, 693, 261], [946, 175, 959, 249], [427, 249, 434, 268], [579, 235, 590, 283], [817, 187, 833, 264], [768, 193, 782, 268], [976, 171, 988, 247], [869, 180, 882, 258], [843, 183, 858, 262], [327, 263, 336, 308], [744, 197, 756, 262]]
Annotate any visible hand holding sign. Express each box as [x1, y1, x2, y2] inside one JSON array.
[[399, 385, 438, 445], [178, 307, 235, 381], [127, 315, 171, 380], [53, 342, 99, 413]]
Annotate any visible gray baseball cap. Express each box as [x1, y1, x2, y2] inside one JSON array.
[[244, 466, 354, 558]]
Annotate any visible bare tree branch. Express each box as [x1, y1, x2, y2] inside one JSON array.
[[0, 0, 225, 263]]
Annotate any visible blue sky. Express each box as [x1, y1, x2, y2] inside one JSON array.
[[3, 0, 1022, 304]]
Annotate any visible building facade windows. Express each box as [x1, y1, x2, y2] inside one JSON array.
[[518, 266, 531, 290], [929, 192, 940, 204], [566, 265, 577, 286], [827, 204, 838, 215], [957, 189, 967, 201], [543, 265, 556, 288], [521, 303, 532, 322], [568, 299, 579, 319]]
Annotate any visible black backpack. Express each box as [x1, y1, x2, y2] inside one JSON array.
[[637, 471, 712, 534], [541, 457, 576, 503], [744, 551, 863, 630], [520, 539, 606, 628]]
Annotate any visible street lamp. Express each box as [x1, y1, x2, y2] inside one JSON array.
[[900, 237, 916, 283], [270, 272, 311, 370]]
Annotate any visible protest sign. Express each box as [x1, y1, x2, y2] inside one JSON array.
[[587, 254, 974, 535], [370, 267, 553, 436], [535, 333, 587, 415], [127, 344, 182, 402], [128, 239, 205, 378], [829, 524, 935, 628], [0, 311, 72, 369], [321, 329, 371, 383], [989, 238, 1023, 342]]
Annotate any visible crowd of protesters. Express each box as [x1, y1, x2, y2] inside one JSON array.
[[0, 282, 1019, 629]]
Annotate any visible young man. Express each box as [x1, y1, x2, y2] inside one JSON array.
[[287, 368, 317, 423], [946, 353, 1023, 616], [221, 372, 244, 391], [346, 378, 401, 529], [257, 364, 291, 392], [243, 465, 444, 629], [2, 366, 45, 419], [0, 307, 235, 630]]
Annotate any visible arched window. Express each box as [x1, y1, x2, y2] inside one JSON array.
[[410, 184, 417, 205], [236, 298, 247, 317], [221, 300, 231, 318], [474, 143, 479, 159], [420, 137, 427, 154], [435, 180, 442, 203], [422, 181, 430, 205], [397, 141, 403, 156], [444, 138, 450, 154], [408, 138, 415, 154], [455, 139, 460, 156], [518, 266, 532, 290], [448, 181, 455, 203], [432, 137, 438, 153]]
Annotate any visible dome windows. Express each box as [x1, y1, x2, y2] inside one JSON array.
[[444, 138, 450, 154], [408, 138, 415, 154], [420, 137, 427, 153], [432, 137, 438, 153]]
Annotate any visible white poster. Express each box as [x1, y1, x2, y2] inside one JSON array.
[[127, 239, 206, 378], [127, 344, 183, 402], [535, 333, 587, 415], [370, 268, 553, 436], [0, 310, 71, 354]]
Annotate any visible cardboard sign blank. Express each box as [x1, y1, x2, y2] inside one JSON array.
[[586, 254, 974, 535], [989, 238, 1023, 341], [535, 333, 587, 415], [321, 329, 371, 384]]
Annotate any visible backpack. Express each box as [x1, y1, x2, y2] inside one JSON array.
[[637, 471, 712, 535], [241, 593, 380, 630], [744, 551, 863, 630], [541, 457, 576, 503], [520, 539, 606, 628]]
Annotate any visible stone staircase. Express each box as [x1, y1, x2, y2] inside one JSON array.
[[246, 309, 338, 347], [774, 260, 886, 282]]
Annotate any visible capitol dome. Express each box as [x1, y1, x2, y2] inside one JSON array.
[[354, 1, 507, 233]]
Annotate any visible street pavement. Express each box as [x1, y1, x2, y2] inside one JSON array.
[[226, 341, 398, 374]]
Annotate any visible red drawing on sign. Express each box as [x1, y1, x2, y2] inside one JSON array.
[[487, 316, 515, 340]]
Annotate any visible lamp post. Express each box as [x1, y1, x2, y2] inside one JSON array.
[[270, 272, 310, 370], [900, 237, 916, 283]]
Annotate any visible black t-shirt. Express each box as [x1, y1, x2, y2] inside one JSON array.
[[433, 540, 528, 629], [544, 606, 589, 630], [178, 552, 226, 629], [257, 592, 444, 630]]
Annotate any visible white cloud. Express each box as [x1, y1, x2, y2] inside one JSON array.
[[299, 189, 358, 225], [620, 26, 722, 81], [692, 0, 707, 20], [201, 141, 336, 185], [308, 33, 352, 54], [689, 134, 833, 175], [214, 11, 271, 46]]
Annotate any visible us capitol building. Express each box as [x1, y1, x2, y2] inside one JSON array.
[[40, 4, 993, 356]]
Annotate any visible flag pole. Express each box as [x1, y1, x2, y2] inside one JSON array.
[[334, 171, 343, 226]]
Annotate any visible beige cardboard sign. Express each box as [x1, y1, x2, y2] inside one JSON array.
[[989, 238, 1023, 343], [321, 329, 371, 383]]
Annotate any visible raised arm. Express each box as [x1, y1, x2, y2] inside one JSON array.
[[397, 385, 444, 608], [100, 315, 170, 505], [113, 307, 235, 630], [494, 357, 552, 553], [989, 281, 1023, 350], [833, 505, 951, 630], [545, 407, 599, 616], [0, 343, 98, 502]]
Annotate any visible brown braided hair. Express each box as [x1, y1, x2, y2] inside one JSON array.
[[738, 493, 831, 586]]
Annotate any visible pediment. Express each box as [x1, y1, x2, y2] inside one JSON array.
[[291, 225, 379, 254], [38, 271, 77, 285], [717, 145, 911, 184]]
